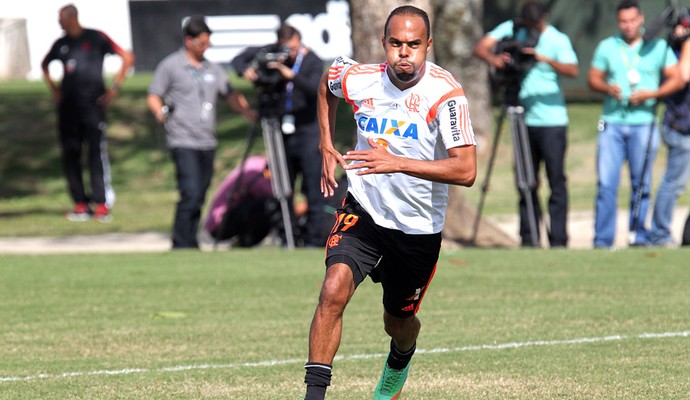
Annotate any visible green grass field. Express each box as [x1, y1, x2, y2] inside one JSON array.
[[1, 248, 689, 399]]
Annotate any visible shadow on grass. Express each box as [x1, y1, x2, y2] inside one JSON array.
[[0, 206, 66, 219]]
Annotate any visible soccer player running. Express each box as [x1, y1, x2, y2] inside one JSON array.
[[301, 6, 477, 400]]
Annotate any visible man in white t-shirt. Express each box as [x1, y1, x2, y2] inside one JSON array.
[[300, 6, 477, 400]]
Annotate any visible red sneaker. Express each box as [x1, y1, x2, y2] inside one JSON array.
[[66, 202, 91, 221], [94, 203, 112, 223]]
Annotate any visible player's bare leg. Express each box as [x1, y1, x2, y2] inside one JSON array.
[[374, 311, 420, 399], [303, 263, 355, 400]]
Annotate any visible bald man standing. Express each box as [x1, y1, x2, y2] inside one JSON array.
[[42, 4, 134, 222]]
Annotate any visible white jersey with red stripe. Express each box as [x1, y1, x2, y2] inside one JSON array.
[[328, 56, 476, 234]]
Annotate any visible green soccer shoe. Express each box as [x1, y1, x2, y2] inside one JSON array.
[[373, 360, 411, 399]]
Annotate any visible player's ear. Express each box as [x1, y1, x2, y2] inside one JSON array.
[[427, 37, 433, 53]]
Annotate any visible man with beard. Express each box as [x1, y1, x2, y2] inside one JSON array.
[[589, 0, 680, 248], [300, 6, 477, 400]]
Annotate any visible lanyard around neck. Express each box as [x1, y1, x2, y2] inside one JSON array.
[[619, 39, 642, 70], [285, 49, 305, 112], [186, 64, 206, 104]]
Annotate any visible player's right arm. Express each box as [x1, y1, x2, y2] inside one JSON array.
[[317, 72, 346, 198]]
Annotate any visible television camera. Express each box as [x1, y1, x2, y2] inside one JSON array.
[[218, 43, 296, 249], [492, 18, 541, 106], [644, 1, 690, 50], [472, 18, 543, 246], [251, 44, 291, 89]]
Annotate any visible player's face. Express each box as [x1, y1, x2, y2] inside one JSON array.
[[617, 7, 644, 42], [58, 9, 74, 31], [383, 14, 431, 86]]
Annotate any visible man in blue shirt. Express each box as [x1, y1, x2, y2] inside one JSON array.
[[474, 1, 578, 248], [588, 0, 680, 248]]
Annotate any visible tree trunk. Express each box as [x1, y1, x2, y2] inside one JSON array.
[[347, 0, 516, 247]]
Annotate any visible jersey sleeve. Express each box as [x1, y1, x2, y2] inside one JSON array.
[[590, 39, 609, 71], [555, 33, 578, 65], [97, 30, 123, 56], [488, 20, 514, 41], [41, 40, 61, 69], [663, 44, 678, 68], [213, 63, 231, 97], [148, 58, 171, 97], [437, 94, 476, 149], [327, 55, 358, 98]]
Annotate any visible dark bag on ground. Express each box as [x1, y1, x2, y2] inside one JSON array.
[[215, 197, 280, 247]]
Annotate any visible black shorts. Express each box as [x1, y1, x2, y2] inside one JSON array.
[[325, 193, 442, 318]]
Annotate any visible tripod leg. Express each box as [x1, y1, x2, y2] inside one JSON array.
[[471, 105, 507, 243], [509, 106, 540, 247], [261, 118, 296, 250]]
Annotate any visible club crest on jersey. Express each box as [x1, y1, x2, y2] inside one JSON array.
[[357, 117, 419, 140], [405, 93, 421, 113]]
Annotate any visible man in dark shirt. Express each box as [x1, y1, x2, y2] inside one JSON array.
[[231, 24, 327, 247], [42, 3, 134, 222]]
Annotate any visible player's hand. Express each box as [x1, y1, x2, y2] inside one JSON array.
[[629, 89, 652, 105], [97, 87, 118, 107], [242, 108, 258, 123], [321, 145, 346, 198], [343, 137, 399, 175], [606, 84, 622, 100], [492, 53, 511, 69], [521, 47, 545, 62], [50, 87, 62, 105], [242, 67, 259, 82]]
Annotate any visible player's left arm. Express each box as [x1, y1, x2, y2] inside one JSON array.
[[344, 138, 476, 187]]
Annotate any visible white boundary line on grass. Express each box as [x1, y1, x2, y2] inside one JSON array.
[[2, 330, 689, 383]]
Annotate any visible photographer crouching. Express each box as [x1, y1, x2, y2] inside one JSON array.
[[231, 24, 327, 247], [650, 10, 690, 247], [474, 1, 579, 248]]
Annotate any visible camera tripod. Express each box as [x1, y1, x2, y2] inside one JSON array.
[[215, 92, 295, 250], [260, 115, 295, 249], [471, 94, 540, 247]]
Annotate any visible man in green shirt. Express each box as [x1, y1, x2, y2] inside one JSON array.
[[474, 1, 578, 248], [588, 0, 679, 248]]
